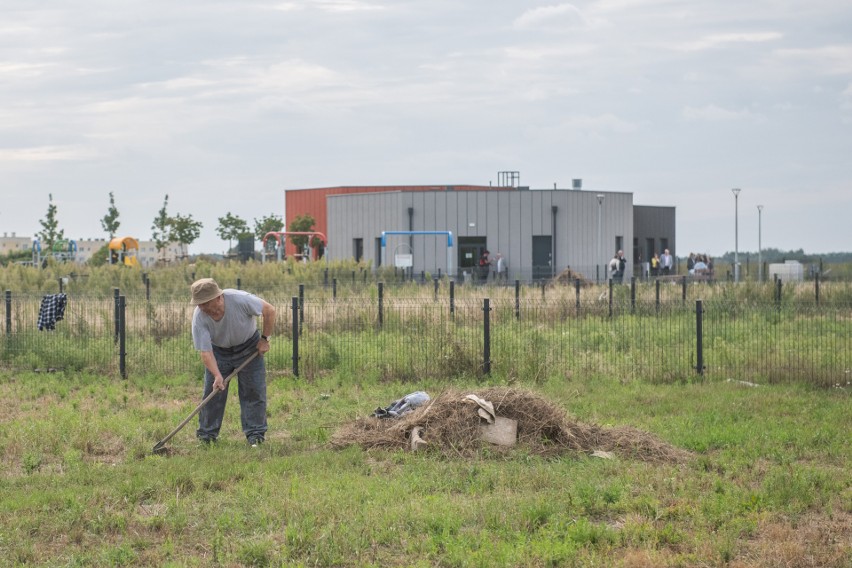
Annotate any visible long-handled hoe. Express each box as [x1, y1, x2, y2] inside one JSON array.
[[152, 352, 259, 454]]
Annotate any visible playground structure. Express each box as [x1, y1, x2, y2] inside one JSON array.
[[51, 239, 78, 263], [25, 239, 76, 266], [108, 236, 140, 267], [261, 231, 328, 263], [380, 231, 454, 277], [31, 239, 43, 266]]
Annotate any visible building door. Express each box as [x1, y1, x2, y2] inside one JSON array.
[[458, 236, 487, 282], [532, 235, 552, 281]]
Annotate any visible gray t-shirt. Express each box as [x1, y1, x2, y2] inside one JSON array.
[[192, 289, 263, 351]]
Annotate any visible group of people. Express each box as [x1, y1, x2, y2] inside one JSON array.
[[648, 249, 675, 277], [687, 252, 713, 275], [477, 249, 509, 282]]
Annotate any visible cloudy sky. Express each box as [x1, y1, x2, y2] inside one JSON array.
[[2, 0, 850, 257]]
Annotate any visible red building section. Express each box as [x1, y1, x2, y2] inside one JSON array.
[[283, 185, 510, 259]]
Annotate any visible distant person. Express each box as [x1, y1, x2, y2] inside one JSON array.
[[495, 252, 508, 282], [650, 253, 660, 276], [687, 253, 696, 274], [609, 254, 620, 281], [478, 250, 491, 282], [616, 250, 626, 283], [661, 249, 673, 274], [190, 278, 276, 447]]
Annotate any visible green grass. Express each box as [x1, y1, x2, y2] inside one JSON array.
[[1, 369, 849, 567]]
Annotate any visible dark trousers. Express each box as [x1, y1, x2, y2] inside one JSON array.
[[197, 332, 267, 442]]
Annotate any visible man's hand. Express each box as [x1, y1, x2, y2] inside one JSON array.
[[212, 374, 226, 391]]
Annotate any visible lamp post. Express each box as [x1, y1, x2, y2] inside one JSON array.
[[732, 188, 741, 282], [597, 194, 605, 283], [757, 204, 763, 282]]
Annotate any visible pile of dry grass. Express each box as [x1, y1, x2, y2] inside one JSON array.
[[330, 387, 691, 463], [549, 267, 593, 287]]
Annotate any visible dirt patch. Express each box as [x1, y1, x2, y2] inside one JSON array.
[[331, 387, 691, 463]]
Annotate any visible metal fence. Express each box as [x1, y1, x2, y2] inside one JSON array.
[[3, 286, 849, 388]]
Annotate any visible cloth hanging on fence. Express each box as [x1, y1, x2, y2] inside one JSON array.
[[37, 293, 68, 331]]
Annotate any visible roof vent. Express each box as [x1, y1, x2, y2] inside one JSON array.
[[572, 179, 582, 190]]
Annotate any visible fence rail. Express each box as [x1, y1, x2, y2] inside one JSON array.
[[3, 285, 850, 387]]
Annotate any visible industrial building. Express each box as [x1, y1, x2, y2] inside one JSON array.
[[285, 181, 676, 282]]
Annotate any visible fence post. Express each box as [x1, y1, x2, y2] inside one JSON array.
[[815, 274, 820, 306], [681, 276, 687, 304], [655, 279, 661, 314], [775, 278, 782, 309], [449, 280, 455, 319], [5, 290, 11, 335], [291, 297, 299, 377], [333, 278, 337, 300], [324, 268, 329, 288], [378, 282, 384, 329], [119, 295, 127, 379], [695, 299, 704, 376], [298, 284, 305, 334], [433, 277, 439, 301], [483, 298, 491, 375], [237, 277, 241, 290], [113, 288, 120, 344], [630, 276, 636, 313], [608, 279, 613, 318], [145, 276, 151, 302], [575, 278, 581, 315], [352, 270, 356, 284], [515, 279, 520, 320], [59, 278, 64, 294]]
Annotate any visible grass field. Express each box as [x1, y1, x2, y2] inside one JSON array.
[[1, 367, 849, 567]]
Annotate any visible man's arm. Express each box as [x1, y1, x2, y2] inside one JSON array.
[[258, 300, 276, 355], [200, 350, 226, 391]]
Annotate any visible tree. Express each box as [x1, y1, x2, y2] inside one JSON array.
[[37, 193, 64, 250], [216, 213, 249, 254], [100, 191, 120, 238], [151, 195, 171, 259], [169, 213, 203, 259], [288, 214, 323, 254], [253, 213, 284, 243]]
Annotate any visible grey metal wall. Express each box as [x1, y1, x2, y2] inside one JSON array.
[[633, 205, 677, 263], [327, 189, 637, 280]]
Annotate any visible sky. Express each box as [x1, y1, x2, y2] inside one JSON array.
[[2, 0, 851, 257]]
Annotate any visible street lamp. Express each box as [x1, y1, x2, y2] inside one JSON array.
[[596, 194, 605, 283], [732, 188, 741, 282], [757, 205, 763, 282]]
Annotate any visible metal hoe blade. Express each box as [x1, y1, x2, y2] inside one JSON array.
[[152, 351, 259, 454]]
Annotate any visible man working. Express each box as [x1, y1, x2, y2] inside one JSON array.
[[190, 278, 276, 447]]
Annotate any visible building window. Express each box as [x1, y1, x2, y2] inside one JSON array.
[[353, 238, 363, 262]]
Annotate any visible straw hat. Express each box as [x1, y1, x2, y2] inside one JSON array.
[[190, 278, 224, 305]]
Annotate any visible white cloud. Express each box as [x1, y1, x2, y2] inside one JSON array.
[[776, 44, 852, 75], [0, 145, 97, 162], [681, 105, 758, 122], [675, 31, 783, 52], [513, 4, 592, 31]]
